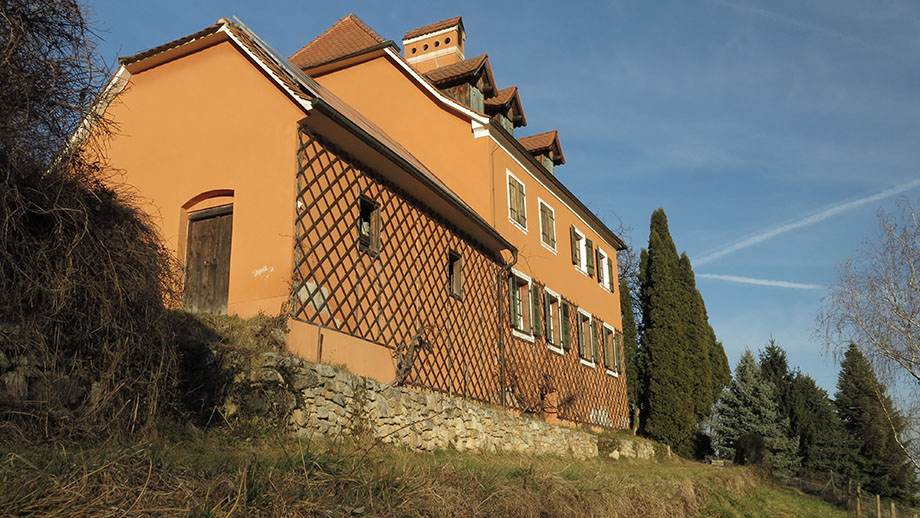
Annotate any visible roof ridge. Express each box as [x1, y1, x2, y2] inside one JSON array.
[[289, 13, 387, 69], [403, 16, 463, 40]]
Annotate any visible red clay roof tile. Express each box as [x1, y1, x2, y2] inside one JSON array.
[[424, 54, 489, 84], [518, 130, 565, 164], [403, 16, 463, 40], [484, 86, 517, 107], [289, 14, 389, 69]]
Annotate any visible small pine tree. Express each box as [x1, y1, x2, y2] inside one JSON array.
[[714, 351, 800, 473], [836, 344, 918, 504]]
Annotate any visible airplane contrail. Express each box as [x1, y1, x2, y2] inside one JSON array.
[[697, 273, 825, 290], [695, 178, 920, 266]]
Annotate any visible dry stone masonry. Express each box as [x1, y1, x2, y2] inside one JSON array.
[[221, 351, 598, 459]]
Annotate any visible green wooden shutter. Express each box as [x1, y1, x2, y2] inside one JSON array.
[[585, 238, 595, 276], [561, 303, 571, 350], [543, 291, 552, 340], [570, 226, 579, 265], [531, 284, 542, 337], [508, 276, 518, 329], [596, 248, 603, 284], [508, 177, 518, 222], [517, 182, 526, 226], [591, 321, 600, 363], [615, 331, 623, 372], [604, 330, 613, 369], [607, 258, 614, 291]]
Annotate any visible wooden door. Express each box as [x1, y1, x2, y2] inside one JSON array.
[[184, 205, 233, 314]]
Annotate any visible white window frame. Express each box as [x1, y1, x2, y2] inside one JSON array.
[[597, 247, 611, 292], [576, 308, 595, 368], [602, 323, 619, 377], [572, 225, 588, 275], [509, 268, 534, 342], [506, 170, 528, 234], [537, 198, 557, 254], [543, 286, 563, 355]]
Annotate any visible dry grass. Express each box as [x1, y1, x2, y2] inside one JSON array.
[[0, 422, 851, 518]]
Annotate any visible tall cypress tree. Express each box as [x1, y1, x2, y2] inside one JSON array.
[[638, 209, 696, 451], [836, 344, 918, 504], [677, 253, 730, 421], [620, 278, 640, 433]]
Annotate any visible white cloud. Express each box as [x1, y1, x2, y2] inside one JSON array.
[[694, 178, 920, 266], [697, 273, 825, 290]]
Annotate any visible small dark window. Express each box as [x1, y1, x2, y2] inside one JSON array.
[[448, 250, 463, 299], [411, 47, 417, 54], [445, 37, 451, 44], [423, 43, 429, 51], [358, 197, 381, 255], [434, 40, 440, 48]]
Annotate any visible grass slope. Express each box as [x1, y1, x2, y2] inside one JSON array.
[[0, 423, 848, 518]]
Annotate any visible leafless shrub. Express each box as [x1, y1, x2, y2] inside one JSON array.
[[0, 0, 179, 440]]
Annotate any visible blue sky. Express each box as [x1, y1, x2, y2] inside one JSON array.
[[88, 0, 920, 393]]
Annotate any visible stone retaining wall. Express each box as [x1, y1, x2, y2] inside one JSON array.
[[221, 351, 598, 459]]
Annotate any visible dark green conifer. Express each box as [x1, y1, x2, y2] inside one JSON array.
[[714, 351, 800, 473], [620, 278, 640, 433], [836, 344, 918, 504], [638, 209, 696, 451]]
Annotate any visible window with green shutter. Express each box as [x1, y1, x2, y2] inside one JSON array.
[[607, 258, 615, 291], [544, 290, 561, 346], [585, 238, 595, 277], [591, 320, 600, 363], [561, 302, 571, 350], [507, 173, 526, 229], [615, 331, 623, 373], [530, 284, 542, 337], [539, 201, 555, 250]]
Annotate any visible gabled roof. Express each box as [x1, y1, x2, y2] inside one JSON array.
[[424, 54, 495, 92], [289, 14, 396, 69], [484, 86, 526, 127], [518, 130, 565, 165], [113, 18, 514, 258], [403, 16, 463, 41]]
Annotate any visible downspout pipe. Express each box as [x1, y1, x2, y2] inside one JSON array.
[[496, 248, 518, 408]]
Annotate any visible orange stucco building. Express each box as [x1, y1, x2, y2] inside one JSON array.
[[99, 15, 629, 429]]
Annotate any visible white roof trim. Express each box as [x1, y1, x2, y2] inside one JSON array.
[[383, 47, 489, 125], [217, 24, 314, 113], [403, 26, 459, 45]]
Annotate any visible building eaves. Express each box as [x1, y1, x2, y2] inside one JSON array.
[[403, 16, 463, 41], [492, 123, 623, 250], [119, 24, 222, 65]]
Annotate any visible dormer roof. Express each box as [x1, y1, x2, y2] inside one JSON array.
[[404, 16, 464, 41], [289, 14, 396, 69], [424, 54, 495, 94], [518, 130, 565, 165], [485, 86, 526, 127]]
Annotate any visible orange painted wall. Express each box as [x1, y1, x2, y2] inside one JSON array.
[[313, 57, 495, 225], [102, 40, 306, 317], [314, 56, 622, 332]]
